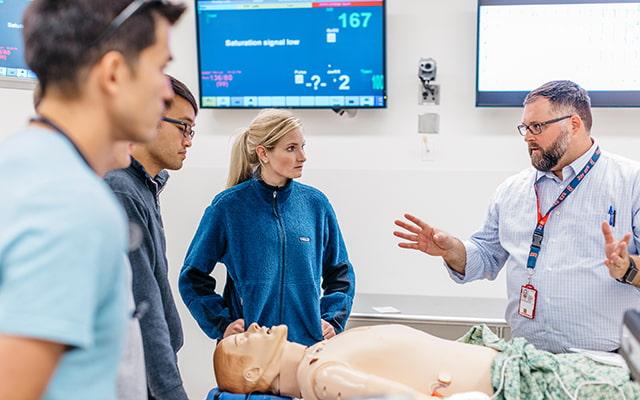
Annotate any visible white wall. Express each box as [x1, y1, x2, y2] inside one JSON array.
[[2, 1, 640, 398]]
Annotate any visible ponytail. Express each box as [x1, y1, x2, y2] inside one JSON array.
[[226, 130, 254, 188]]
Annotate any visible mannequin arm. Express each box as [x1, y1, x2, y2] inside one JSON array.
[[311, 363, 436, 400]]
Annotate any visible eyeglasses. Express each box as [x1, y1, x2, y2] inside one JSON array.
[[162, 116, 195, 140], [92, 0, 166, 45], [517, 115, 572, 136]]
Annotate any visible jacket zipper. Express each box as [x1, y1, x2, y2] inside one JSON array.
[[272, 190, 286, 323]]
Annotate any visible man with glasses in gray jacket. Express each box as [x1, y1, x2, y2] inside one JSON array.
[[106, 75, 197, 400]]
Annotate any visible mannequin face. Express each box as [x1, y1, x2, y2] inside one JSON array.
[[215, 324, 288, 391], [228, 323, 287, 363]]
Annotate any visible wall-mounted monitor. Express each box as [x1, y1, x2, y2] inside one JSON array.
[[195, 0, 386, 109], [0, 0, 36, 90], [476, 0, 640, 107]]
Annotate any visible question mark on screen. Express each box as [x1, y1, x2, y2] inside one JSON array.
[[311, 75, 321, 90]]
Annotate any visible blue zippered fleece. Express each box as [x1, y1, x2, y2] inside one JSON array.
[[179, 176, 355, 345]]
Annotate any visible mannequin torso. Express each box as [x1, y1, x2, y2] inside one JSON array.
[[296, 325, 496, 399]]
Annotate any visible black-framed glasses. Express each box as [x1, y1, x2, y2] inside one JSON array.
[[162, 116, 195, 140], [517, 115, 572, 136], [92, 0, 166, 45]]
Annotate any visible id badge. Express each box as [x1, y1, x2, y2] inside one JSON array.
[[518, 284, 537, 319]]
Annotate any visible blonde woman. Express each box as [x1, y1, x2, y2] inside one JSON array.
[[179, 109, 355, 346]]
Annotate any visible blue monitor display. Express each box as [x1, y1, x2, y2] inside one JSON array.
[[195, 0, 386, 108], [0, 0, 36, 89], [476, 0, 640, 107]]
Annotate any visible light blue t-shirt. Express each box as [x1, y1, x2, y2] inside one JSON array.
[[0, 127, 129, 400]]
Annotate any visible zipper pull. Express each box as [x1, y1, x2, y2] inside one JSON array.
[[272, 191, 278, 217]]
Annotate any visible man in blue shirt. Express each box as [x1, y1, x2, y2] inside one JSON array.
[[0, 1, 185, 399], [395, 80, 640, 353]]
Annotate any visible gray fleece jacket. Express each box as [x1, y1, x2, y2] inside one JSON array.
[[106, 158, 188, 400]]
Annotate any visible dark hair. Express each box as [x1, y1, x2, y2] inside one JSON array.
[[168, 75, 198, 115], [23, 0, 186, 97], [524, 80, 593, 132]]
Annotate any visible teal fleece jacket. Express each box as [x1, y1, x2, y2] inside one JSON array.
[[179, 176, 355, 345]]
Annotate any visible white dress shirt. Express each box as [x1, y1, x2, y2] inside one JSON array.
[[449, 141, 640, 352]]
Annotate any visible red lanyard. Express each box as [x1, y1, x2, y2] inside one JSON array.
[[526, 147, 601, 270]]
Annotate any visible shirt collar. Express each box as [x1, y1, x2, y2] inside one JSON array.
[[535, 139, 597, 184], [128, 157, 170, 193]]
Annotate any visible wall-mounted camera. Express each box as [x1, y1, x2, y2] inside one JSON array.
[[418, 57, 439, 105], [419, 58, 437, 83]]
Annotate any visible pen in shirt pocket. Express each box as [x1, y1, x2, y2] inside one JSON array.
[[608, 205, 616, 227]]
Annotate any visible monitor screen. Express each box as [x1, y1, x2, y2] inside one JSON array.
[[195, 0, 386, 109], [476, 0, 640, 107], [0, 0, 36, 89]]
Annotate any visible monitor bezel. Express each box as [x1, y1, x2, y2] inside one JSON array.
[[0, 76, 36, 90], [475, 0, 640, 108], [194, 0, 388, 109]]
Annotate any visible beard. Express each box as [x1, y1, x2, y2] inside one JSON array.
[[528, 128, 570, 172]]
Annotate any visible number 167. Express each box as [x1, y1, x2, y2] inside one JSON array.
[[338, 12, 372, 29]]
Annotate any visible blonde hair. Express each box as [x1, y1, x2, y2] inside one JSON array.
[[226, 109, 302, 188]]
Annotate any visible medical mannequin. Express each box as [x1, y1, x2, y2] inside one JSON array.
[[215, 323, 640, 400], [214, 323, 496, 399]]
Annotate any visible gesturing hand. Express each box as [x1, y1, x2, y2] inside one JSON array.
[[393, 213, 456, 257], [601, 221, 632, 280]]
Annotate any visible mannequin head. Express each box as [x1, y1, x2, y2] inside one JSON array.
[[214, 323, 288, 393]]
